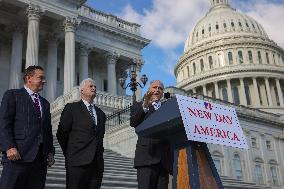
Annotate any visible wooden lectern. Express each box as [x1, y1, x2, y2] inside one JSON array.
[[135, 97, 224, 189]]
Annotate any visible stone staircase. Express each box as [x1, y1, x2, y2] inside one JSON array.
[[0, 138, 138, 189]]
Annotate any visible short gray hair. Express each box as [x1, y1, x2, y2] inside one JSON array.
[[79, 78, 96, 91], [148, 80, 164, 90]]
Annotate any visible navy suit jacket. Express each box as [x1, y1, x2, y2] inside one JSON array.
[[0, 88, 55, 163]]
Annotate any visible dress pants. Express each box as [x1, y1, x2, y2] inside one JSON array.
[[137, 163, 169, 189], [66, 155, 103, 189], [0, 146, 47, 189]]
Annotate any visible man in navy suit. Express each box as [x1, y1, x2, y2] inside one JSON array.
[[130, 80, 173, 189], [0, 66, 55, 189], [56, 78, 106, 189]]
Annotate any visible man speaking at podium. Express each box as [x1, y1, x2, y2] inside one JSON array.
[[130, 80, 172, 189]]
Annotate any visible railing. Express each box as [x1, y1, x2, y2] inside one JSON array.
[[50, 87, 132, 113], [79, 5, 140, 35], [106, 105, 132, 130]]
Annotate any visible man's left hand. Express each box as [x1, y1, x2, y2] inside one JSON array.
[[47, 153, 55, 167]]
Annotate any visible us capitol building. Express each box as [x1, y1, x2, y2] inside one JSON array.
[[0, 0, 283, 188]]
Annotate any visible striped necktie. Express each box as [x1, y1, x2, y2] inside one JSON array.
[[88, 104, 97, 127], [33, 93, 41, 117]]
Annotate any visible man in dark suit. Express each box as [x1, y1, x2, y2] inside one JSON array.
[[56, 78, 106, 189], [0, 66, 55, 189], [130, 80, 172, 189]]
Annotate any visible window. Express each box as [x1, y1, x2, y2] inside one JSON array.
[[231, 22, 235, 27], [258, 51, 262, 64], [266, 52, 270, 64], [187, 66, 190, 77], [270, 166, 279, 186], [223, 23, 227, 28], [273, 54, 276, 64], [76, 73, 80, 85], [213, 159, 222, 174], [228, 52, 233, 65], [255, 164, 264, 184], [200, 59, 204, 71], [202, 29, 205, 34], [209, 26, 211, 32], [266, 140, 272, 150], [209, 56, 214, 69], [193, 62, 196, 74], [251, 137, 257, 148], [248, 51, 253, 64], [245, 85, 251, 105], [238, 51, 244, 64], [233, 87, 240, 105], [233, 154, 242, 179], [222, 88, 228, 102], [246, 22, 249, 27], [57, 68, 60, 81], [21, 59, 26, 73], [103, 80, 108, 92], [216, 24, 219, 30], [238, 22, 242, 27]]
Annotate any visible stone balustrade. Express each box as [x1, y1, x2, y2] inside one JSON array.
[[79, 5, 140, 35], [50, 86, 132, 114]]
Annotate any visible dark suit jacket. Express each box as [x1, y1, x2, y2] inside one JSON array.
[[130, 101, 173, 173], [0, 88, 55, 163], [56, 100, 106, 168]]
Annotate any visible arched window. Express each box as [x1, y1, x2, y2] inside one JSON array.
[[223, 23, 227, 28], [273, 54, 276, 64], [228, 52, 233, 65], [202, 29, 205, 34], [216, 24, 219, 30], [269, 161, 279, 186], [245, 85, 251, 105], [238, 51, 244, 64], [255, 158, 264, 184], [222, 88, 228, 102], [212, 151, 223, 174], [258, 51, 262, 64], [187, 66, 190, 77], [233, 86, 240, 105], [266, 52, 270, 64], [209, 56, 214, 69], [255, 165, 264, 184], [231, 22, 235, 27], [200, 59, 204, 71], [248, 51, 253, 64], [233, 154, 243, 179], [238, 22, 242, 27], [193, 62, 196, 75]]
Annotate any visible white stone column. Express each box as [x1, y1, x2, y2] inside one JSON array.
[[9, 24, 24, 89], [106, 52, 119, 95], [25, 4, 41, 68], [45, 33, 58, 102], [63, 17, 77, 94], [239, 78, 247, 106], [214, 82, 220, 99], [226, 79, 233, 103], [202, 85, 207, 96], [264, 78, 273, 106], [79, 44, 90, 82], [275, 78, 284, 106], [252, 77, 261, 106]]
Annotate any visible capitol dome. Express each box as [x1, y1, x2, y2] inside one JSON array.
[[175, 0, 284, 114]]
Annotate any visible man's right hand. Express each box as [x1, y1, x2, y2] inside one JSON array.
[[6, 148, 21, 161], [143, 91, 153, 108]]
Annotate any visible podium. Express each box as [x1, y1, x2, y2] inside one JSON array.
[[135, 97, 224, 189]]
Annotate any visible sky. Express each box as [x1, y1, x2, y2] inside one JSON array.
[[86, 0, 284, 94]]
